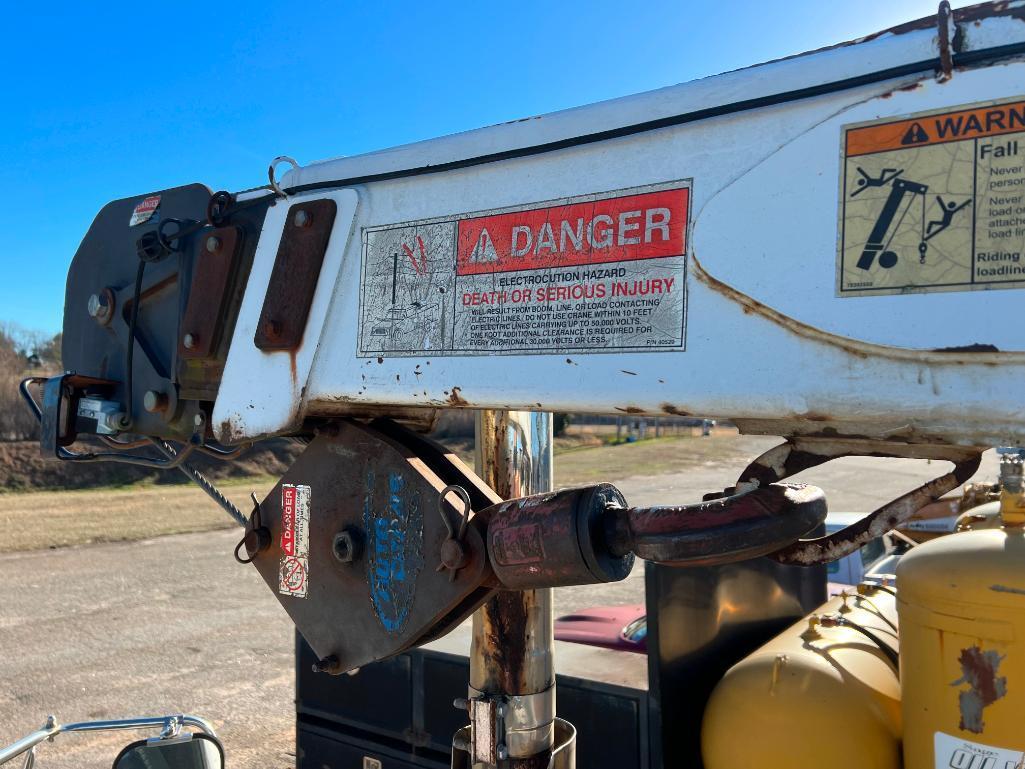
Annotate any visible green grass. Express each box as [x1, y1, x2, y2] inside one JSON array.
[[0, 434, 738, 552]]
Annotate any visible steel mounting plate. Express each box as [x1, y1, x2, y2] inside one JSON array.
[[249, 420, 493, 672]]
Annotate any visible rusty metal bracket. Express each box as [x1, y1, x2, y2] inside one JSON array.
[[247, 419, 499, 674], [461, 695, 502, 765], [937, 0, 954, 82], [737, 437, 983, 566], [452, 718, 575, 769], [180, 225, 243, 360], [30, 373, 123, 457], [254, 199, 337, 351], [454, 685, 557, 767]]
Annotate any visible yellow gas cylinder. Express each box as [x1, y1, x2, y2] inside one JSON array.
[[898, 479, 1025, 768], [701, 584, 900, 769], [954, 500, 1001, 532]]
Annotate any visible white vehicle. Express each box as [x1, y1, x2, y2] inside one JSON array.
[[825, 513, 897, 587]]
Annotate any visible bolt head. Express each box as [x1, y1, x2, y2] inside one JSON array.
[[87, 291, 113, 323], [312, 655, 341, 675], [193, 413, 204, 427], [440, 538, 469, 571], [183, 333, 197, 350], [143, 390, 168, 413], [244, 527, 271, 556], [263, 319, 282, 340], [293, 209, 312, 228], [205, 235, 221, 253]]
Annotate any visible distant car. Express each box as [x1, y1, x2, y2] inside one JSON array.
[[865, 551, 903, 581], [823, 512, 899, 590], [553, 603, 647, 653], [557, 515, 902, 650]]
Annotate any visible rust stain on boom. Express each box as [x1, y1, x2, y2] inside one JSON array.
[[691, 252, 1015, 365]]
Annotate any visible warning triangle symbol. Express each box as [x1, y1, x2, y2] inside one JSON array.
[[469, 227, 499, 264], [901, 122, 929, 146]]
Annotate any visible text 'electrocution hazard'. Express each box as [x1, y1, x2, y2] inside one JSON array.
[[838, 97, 1025, 296], [358, 183, 690, 356]]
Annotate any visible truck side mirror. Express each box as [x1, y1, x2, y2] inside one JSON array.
[[111, 733, 224, 769]]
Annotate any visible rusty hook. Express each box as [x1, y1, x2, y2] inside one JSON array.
[[741, 438, 983, 566]]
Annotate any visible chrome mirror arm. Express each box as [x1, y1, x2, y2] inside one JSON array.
[[0, 715, 218, 766]]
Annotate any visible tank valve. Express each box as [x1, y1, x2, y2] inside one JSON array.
[[800, 615, 822, 641], [997, 447, 1025, 526]]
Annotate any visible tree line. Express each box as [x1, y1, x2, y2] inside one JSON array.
[[0, 324, 61, 441]]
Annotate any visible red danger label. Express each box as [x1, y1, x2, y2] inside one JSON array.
[[281, 485, 296, 556], [456, 188, 688, 276], [359, 182, 690, 356], [129, 194, 161, 227]]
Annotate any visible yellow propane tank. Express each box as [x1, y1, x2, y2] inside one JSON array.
[[898, 528, 1025, 768], [701, 584, 900, 769], [954, 500, 1001, 532]]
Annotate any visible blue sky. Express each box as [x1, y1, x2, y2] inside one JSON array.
[[1, 1, 958, 336]]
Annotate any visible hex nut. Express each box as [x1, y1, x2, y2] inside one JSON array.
[[332, 528, 363, 564]]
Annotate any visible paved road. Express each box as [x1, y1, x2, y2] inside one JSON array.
[[0, 436, 998, 767]]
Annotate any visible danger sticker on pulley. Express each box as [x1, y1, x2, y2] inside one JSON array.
[[838, 96, 1025, 297], [358, 182, 690, 356], [278, 483, 310, 599]]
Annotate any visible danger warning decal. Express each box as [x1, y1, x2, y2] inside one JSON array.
[[838, 96, 1025, 296], [278, 483, 310, 598], [358, 182, 690, 356], [129, 195, 161, 227]]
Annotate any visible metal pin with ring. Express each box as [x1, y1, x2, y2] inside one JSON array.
[[268, 156, 299, 198], [234, 492, 271, 564], [437, 484, 473, 581]]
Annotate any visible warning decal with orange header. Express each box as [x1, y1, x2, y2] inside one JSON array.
[[838, 96, 1025, 297]]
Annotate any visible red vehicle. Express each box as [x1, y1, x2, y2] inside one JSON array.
[[554, 603, 647, 653]]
